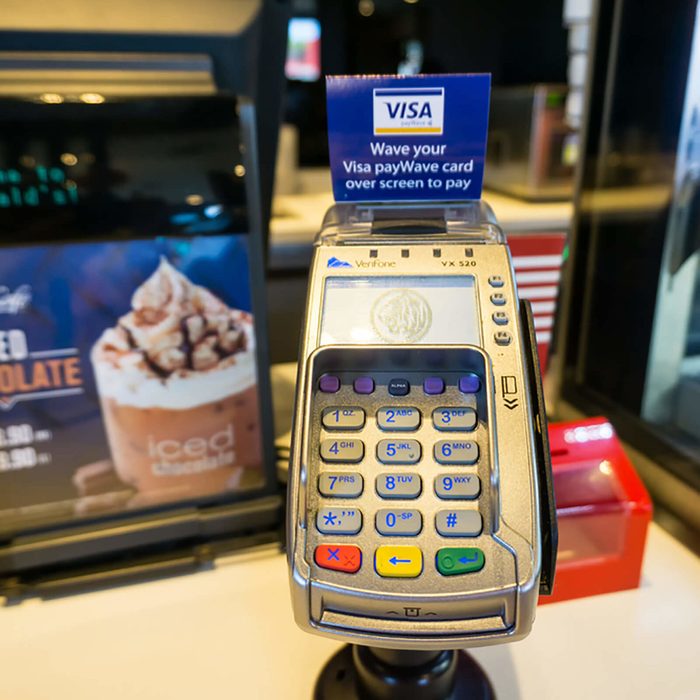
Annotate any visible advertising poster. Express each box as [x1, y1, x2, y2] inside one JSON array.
[[0, 235, 265, 531]]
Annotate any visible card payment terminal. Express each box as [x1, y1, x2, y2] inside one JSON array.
[[287, 201, 556, 650]]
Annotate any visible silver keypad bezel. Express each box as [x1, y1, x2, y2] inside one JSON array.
[[302, 346, 516, 602]]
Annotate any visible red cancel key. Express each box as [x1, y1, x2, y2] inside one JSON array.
[[315, 544, 362, 573]]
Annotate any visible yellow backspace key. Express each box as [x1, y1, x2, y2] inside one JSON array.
[[375, 545, 423, 578]]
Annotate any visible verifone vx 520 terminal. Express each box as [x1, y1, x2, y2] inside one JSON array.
[[287, 201, 556, 649]]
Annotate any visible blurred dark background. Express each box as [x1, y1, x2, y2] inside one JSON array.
[[285, 0, 568, 166]]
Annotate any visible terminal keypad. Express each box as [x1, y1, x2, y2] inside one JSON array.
[[312, 362, 490, 581]]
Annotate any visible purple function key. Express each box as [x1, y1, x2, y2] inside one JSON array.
[[424, 377, 445, 395], [354, 376, 375, 394], [319, 374, 341, 393], [459, 374, 481, 393]]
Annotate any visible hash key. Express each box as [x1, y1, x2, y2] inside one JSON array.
[[435, 510, 482, 537]]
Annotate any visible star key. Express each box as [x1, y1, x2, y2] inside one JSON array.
[[316, 507, 362, 534], [315, 545, 362, 573]]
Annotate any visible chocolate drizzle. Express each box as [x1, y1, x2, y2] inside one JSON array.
[[95, 258, 252, 380]]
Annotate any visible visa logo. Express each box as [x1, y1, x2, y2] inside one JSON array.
[[373, 87, 444, 136], [386, 102, 432, 119]]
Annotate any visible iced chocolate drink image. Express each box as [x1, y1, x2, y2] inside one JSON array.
[[91, 258, 262, 499]]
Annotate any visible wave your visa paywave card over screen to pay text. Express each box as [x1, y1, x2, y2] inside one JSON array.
[[326, 74, 490, 202]]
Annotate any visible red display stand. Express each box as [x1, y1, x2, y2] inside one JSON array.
[[541, 417, 653, 604]]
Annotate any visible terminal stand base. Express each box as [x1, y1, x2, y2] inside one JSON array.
[[314, 645, 495, 700]]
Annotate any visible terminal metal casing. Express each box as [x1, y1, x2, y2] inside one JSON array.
[[287, 202, 543, 650]]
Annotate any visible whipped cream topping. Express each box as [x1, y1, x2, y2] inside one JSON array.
[[92, 258, 256, 407]]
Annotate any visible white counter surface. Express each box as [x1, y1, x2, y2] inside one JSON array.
[[0, 523, 698, 699]]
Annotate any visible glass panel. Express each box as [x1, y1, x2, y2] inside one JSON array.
[[561, 0, 700, 489], [642, 1, 700, 462]]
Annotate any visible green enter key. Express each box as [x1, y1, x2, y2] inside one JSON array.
[[436, 547, 485, 576]]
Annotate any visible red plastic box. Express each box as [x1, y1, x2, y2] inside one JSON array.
[[540, 417, 653, 604]]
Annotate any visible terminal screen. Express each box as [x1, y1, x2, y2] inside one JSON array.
[[320, 276, 480, 346]]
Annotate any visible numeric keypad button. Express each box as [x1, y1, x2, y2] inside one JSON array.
[[434, 474, 480, 499], [436, 547, 485, 576], [315, 545, 362, 573], [377, 439, 421, 464], [432, 407, 477, 431], [318, 472, 363, 498], [435, 510, 482, 537], [375, 546, 422, 578], [376, 509, 422, 536], [316, 507, 363, 535], [322, 407, 365, 430], [320, 438, 364, 463], [376, 473, 421, 499], [434, 440, 478, 465], [377, 406, 420, 431]]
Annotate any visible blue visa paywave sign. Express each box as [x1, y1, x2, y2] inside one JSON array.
[[326, 74, 490, 202]]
